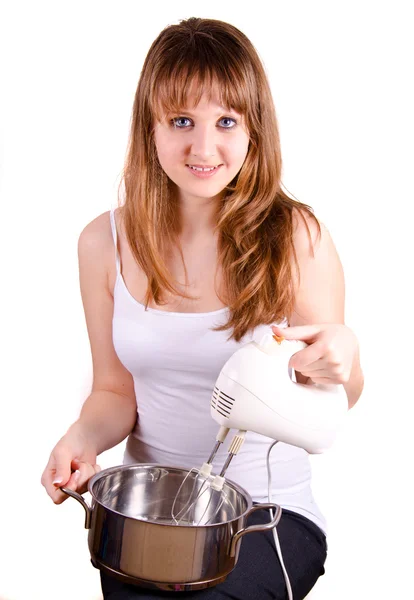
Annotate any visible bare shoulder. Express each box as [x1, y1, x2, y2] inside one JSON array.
[[77, 210, 119, 289], [78, 210, 113, 256], [291, 206, 326, 258], [290, 206, 345, 325]]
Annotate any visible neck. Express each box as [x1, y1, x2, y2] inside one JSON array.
[[177, 192, 222, 244]]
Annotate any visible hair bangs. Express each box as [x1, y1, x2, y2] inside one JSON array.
[[149, 52, 254, 125]]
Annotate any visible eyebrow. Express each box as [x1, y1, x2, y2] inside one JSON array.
[[175, 108, 236, 117]]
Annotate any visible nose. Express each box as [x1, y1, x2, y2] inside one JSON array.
[[189, 124, 218, 160]]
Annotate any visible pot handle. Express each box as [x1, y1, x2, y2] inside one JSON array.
[[230, 503, 282, 558], [60, 487, 92, 529]]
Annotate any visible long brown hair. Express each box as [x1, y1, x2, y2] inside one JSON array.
[[118, 17, 321, 342]]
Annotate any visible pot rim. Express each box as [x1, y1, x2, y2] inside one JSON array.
[[87, 463, 254, 528]]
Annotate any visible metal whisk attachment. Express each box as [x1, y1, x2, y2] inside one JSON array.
[[171, 429, 246, 526]]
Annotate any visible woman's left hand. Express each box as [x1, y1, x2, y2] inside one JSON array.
[[271, 323, 359, 385]]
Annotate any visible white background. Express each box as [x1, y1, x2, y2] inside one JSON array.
[[0, 1, 413, 599]]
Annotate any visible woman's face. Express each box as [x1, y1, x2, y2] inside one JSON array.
[[153, 88, 250, 205]]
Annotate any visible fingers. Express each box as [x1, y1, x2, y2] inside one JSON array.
[[288, 341, 324, 371], [49, 462, 101, 504], [41, 447, 74, 504], [53, 468, 81, 505], [70, 459, 101, 495], [308, 375, 338, 385], [52, 446, 74, 488], [41, 450, 101, 505], [294, 358, 327, 373]]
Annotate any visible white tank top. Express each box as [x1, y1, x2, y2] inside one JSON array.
[[109, 209, 326, 533]]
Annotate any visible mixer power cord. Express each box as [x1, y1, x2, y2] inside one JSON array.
[[266, 440, 294, 600]]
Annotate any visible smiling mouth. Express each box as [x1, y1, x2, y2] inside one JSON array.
[[186, 164, 222, 172]]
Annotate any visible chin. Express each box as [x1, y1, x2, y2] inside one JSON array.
[[185, 184, 227, 197]]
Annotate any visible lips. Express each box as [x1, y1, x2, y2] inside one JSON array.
[[185, 164, 223, 178]]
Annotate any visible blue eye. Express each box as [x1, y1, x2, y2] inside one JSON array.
[[170, 117, 237, 130], [171, 117, 192, 128], [218, 117, 237, 129]]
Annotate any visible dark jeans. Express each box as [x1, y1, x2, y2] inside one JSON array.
[[100, 508, 327, 600]]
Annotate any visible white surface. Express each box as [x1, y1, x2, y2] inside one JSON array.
[[0, 1, 413, 599]]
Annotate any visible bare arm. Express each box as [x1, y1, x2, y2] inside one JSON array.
[[71, 390, 137, 456], [75, 211, 137, 452], [42, 212, 137, 502], [289, 212, 364, 408]]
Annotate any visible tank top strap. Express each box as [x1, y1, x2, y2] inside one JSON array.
[[109, 208, 121, 274]]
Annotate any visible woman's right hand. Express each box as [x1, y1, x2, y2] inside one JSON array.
[[41, 422, 101, 504]]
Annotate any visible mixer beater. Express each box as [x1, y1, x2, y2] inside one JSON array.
[[171, 427, 246, 526]]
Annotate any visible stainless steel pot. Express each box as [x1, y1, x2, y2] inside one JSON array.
[[62, 464, 281, 592]]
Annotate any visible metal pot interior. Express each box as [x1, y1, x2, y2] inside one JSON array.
[[89, 465, 249, 526]]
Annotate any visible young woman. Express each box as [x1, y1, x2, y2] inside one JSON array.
[[41, 17, 364, 599]]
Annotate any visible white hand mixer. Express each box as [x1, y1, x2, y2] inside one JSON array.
[[171, 331, 349, 526]]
